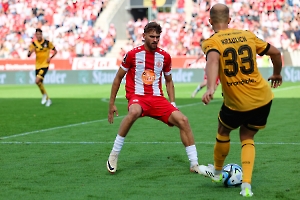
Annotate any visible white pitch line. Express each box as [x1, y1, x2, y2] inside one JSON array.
[[0, 141, 299, 145], [0, 102, 205, 140], [2, 85, 298, 140], [0, 117, 125, 140], [272, 85, 300, 92]]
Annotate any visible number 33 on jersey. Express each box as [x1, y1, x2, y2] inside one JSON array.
[[201, 29, 273, 111]]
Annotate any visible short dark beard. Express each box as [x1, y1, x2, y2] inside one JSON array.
[[145, 40, 157, 51]]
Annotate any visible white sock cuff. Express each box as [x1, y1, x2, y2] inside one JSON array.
[[116, 134, 125, 142], [185, 144, 196, 152], [185, 145, 198, 167], [112, 134, 125, 153]]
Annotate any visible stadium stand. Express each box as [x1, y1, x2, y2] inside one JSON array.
[[118, 0, 300, 58], [0, 0, 300, 60], [0, 0, 115, 59]]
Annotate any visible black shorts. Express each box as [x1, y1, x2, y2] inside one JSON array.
[[36, 67, 49, 79], [218, 101, 272, 131]]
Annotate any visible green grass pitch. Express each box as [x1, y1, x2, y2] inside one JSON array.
[[0, 82, 300, 200]]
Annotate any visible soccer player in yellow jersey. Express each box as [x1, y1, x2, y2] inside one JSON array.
[[198, 4, 282, 197], [28, 28, 57, 107]]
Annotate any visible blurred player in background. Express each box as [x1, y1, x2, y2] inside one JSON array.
[[189, 53, 220, 98], [198, 4, 282, 197], [188, 52, 205, 67], [106, 22, 202, 175], [28, 28, 57, 107]]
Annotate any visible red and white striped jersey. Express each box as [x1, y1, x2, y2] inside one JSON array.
[[121, 45, 172, 99]]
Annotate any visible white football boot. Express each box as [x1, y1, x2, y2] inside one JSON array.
[[107, 151, 118, 174], [41, 94, 47, 105], [45, 99, 52, 107], [198, 164, 222, 182], [240, 183, 253, 197]]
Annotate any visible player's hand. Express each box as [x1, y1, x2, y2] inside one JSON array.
[[268, 74, 282, 88], [202, 89, 215, 105], [108, 104, 118, 124], [47, 58, 51, 63]]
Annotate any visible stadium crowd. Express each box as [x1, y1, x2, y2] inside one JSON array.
[[0, 0, 116, 59], [0, 0, 300, 60], [121, 0, 300, 59]]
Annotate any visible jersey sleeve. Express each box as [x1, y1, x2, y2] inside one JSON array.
[[120, 51, 131, 72], [254, 35, 270, 56], [163, 53, 172, 76], [29, 43, 35, 51], [49, 41, 55, 50], [201, 39, 220, 57]]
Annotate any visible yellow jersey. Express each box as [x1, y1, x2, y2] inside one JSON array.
[[29, 39, 55, 69], [201, 29, 273, 111]]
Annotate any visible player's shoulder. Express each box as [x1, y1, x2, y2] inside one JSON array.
[[127, 45, 144, 55], [240, 30, 266, 43], [122, 45, 144, 62], [240, 29, 256, 37], [244, 30, 266, 41], [157, 47, 169, 54], [227, 29, 258, 40], [31, 40, 38, 47], [42, 39, 49, 45], [214, 29, 257, 42], [156, 47, 171, 57], [201, 37, 215, 47]]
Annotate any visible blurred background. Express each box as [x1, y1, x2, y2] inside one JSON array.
[[0, 0, 300, 84]]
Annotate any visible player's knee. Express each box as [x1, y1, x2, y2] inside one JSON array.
[[177, 115, 190, 127], [35, 78, 42, 84], [127, 108, 141, 120], [218, 122, 232, 135]]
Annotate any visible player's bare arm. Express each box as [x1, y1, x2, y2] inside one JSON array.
[[202, 51, 220, 105], [266, 45, 283, 88], [164, 74, 175, 104], [47, 48, 58, 63], [27, 48, 35, 57], [108, 67, 127, 124]]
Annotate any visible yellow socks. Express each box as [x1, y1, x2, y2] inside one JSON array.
[[214, 133, 230, 171], [214, 134, 255, 183], [241, 139, 255, 184], [37, 82, 48, 98]]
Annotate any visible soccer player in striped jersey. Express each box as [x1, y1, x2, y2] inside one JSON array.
[[106, 22, 201, 175], [198, 4, 282, 197]]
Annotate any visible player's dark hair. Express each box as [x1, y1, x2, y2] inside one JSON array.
[[210, 4, 229, 23], [36, 28, 43, 33], [144, 22, 162, 34]]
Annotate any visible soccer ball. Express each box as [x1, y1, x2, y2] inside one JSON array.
[[222, 163, 243, 187]]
